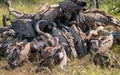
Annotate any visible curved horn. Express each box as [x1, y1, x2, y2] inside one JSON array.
[[50, 21, 57, 27], [35, 20, 49, 34]]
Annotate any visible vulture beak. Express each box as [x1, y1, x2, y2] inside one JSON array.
[[61, 43, 68, 47]]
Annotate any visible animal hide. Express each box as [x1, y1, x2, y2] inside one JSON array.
[[11, 19, 35, 37]]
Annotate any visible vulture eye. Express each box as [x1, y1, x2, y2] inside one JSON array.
[[107, 16, 113, 21], [109, 18, 113, 21]]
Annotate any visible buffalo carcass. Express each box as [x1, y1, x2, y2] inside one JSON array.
[[11, 19, 35, 37], [2, 0, 120, 71]]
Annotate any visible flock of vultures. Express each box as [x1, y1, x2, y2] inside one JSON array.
[[0, 0, 120, 72]]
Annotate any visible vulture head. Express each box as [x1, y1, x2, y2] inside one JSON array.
[[107, 16, 120, 26]]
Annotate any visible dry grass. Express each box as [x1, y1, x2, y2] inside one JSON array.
[[0, 44, 120, 75], [0, 52, 120, 75]]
